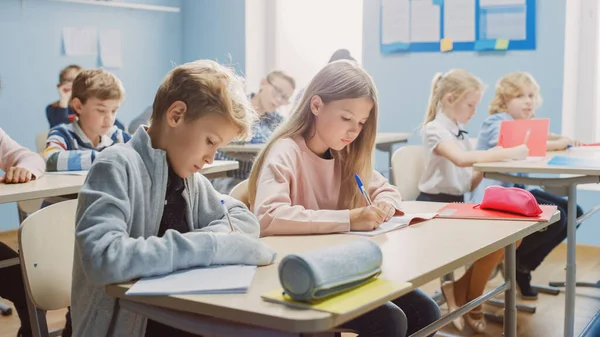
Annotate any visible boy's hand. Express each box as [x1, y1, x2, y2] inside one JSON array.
[[0, 167, 34, 184], [57, 83, 72, 108], [212, 233, 276, 266]]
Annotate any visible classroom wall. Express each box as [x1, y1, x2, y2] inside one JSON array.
[[0, 0, 183, 231], [363, 0, 600, 246], [182, 0, 246, 75]]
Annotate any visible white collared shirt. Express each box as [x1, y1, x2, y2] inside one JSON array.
[[418, 112, 473, 195]]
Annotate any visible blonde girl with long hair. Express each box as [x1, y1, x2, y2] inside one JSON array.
[[248, 60, 441, 337], [475, 72, 584, 300], [416, 69, 528, 333]]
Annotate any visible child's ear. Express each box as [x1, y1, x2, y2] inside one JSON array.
[[309, 95, 323, 116], [71, 97, 83, 114], [166, 101, 187, 127]]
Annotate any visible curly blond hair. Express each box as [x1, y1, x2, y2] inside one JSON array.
[[489, 72, 542, 115], [151, 60, 257, 141]]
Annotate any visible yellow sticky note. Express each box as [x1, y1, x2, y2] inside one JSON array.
[[495, 39, 509, 50], [261, 278, 412, 314], [440, 38, 453, 52]]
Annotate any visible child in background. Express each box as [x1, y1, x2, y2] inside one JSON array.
[[213, 70, 295, 194], [43, 69, 131, 172], [46, 64, 125, 130], [416, 69, 528, 333], [71, 60, 275, 337], [249, 60, 440, 337], [476, 72, 584, 298]]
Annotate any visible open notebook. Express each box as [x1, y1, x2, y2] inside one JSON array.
[[346, 213, 437, 237], [125, 265, 257, 296]]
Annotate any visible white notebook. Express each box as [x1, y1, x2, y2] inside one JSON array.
[[346, 213, 437, 237], [125, 265, 257, 296]]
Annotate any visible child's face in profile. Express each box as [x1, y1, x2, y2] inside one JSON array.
[[166, 113, 238, 179], [505, 84, 536, 120], [449, 90, 481, 125], [311, 97, 372, 152], [74, 97, 120, 137]]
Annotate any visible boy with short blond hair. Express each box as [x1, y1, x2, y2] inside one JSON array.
[[43, 68, 130, 172], [71, 60, 275, 337]]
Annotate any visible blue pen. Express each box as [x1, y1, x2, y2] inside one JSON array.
[[221, 199, 236, 232], [354, 174, 373, 206]]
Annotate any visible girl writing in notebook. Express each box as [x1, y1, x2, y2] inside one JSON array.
[[475, 72, 584, 299], [416, 69, 527, 333], [248, 60, 441, 337]]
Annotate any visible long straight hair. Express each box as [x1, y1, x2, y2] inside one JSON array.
[[248, 60, 379, 209]]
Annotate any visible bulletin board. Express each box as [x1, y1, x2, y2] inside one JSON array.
[[380, 0, 536, 54]]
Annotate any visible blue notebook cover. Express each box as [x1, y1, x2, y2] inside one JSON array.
[[547, 156, 600, 168]]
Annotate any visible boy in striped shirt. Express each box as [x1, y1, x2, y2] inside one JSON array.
[[44, 69, 131, 171]]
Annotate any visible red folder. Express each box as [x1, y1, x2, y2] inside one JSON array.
[[435, 203, 557, 222], [498, 119, 550, 157]]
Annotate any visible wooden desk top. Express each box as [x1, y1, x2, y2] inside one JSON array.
[[106, 201, 558, 333], [474, 150, 600, 176], [0, 160, 238, 204]]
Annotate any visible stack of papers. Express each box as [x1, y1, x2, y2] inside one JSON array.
[[125, 265, 257, 296]]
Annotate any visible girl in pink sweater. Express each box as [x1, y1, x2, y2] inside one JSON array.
[[248, 60, 440, 337], [0, 127, 45, 337]]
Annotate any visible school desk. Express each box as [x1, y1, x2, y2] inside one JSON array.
[[0, 160, 239, 205], [474, 150, 600, 337], [106, 201, 559, 337]]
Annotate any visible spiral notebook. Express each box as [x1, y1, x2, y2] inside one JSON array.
[[436, 203, 556, 222]]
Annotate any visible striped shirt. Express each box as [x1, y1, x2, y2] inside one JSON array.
[[44, 122, 131, 172], [215, 110, 284, 180]]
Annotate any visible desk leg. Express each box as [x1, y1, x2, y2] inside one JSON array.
[[564, 183, 578, 337], [504, 242, 517, 337]]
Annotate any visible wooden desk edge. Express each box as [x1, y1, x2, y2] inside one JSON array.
[[106, 281, 413, 333]]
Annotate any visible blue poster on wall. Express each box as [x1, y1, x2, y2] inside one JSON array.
[[380, 0, 536, 53]]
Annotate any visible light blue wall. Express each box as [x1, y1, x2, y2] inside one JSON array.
[[182, 0, 246, 75], [0, 0, 183, 230], [364, 0, 600, 246]]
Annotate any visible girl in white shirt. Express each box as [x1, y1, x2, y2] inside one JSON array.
[[416, 69, 527, 333]]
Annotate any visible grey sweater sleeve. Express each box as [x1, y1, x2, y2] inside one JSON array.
[[190, 173, 260, 237], [75, 160, 273, 286]]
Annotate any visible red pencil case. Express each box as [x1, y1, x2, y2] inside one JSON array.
[[477, 186, 543, 217]]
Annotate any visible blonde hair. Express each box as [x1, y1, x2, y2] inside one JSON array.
[[489, 72, 542, 115], [71, 69, 125, 106], [248, 60, 378, 208], [266, 70, 296, 89], [151, 60, 256, 140], [424, 69, 484, 124]]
